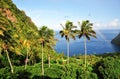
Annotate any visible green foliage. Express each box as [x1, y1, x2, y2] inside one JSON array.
[[0, 0, 120, 79], [45, 64, 64, 78], [0, 0, 40, 68], [61, 64, 77, 79], [0, 54, 120, 79], [94, 57, 120, 79], [77, 66, 98, 79]]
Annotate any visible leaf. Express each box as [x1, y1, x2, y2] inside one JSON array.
[[78, 34, 83, 38], [14, 47, 22, 55], [0, 30, 4, 36], [85, 34, 90, 40]]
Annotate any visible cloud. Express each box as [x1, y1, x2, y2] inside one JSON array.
[[24, 9, 120, 30], [109, 19, 119, 27], [94, 19, 120, 29]]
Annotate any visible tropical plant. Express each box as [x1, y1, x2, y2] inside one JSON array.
[[94, 57, 120, 79], [22, 39, 31, 70], [38, 26, 55, 75], [59, 20, 76, 64], [77, 20, 96, 67], [46, 30, 57, 68], [0, 15, 20, 73]]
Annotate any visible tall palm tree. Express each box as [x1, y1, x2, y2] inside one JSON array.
[[0, 15, 20, 73], [59, 20, 76, 64], [38, 26, 53, 75], [77, 20, 96, 67], [2, 43, 14, 73], [0, 16, 14, 73]]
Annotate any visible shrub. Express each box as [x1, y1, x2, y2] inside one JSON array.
[[76, 66, 98, 79], [94, 57, 120, 79], [45, 65, 63, 78], [61, 64, 77, 79]]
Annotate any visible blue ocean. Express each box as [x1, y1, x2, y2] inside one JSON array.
[[54, 30, 120, 56]]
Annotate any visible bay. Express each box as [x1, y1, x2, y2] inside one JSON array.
[[54, 30, 120, 56]]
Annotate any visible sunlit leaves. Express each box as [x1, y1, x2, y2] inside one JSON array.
[[77, 20, 97, 40], [59, 20, 76, 41]]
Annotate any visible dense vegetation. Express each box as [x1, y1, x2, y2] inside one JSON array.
[[0, 53, 120, 79], [0, 0, 120, 79]]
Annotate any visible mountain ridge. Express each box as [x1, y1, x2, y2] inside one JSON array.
[[111, 33, 120, 45]]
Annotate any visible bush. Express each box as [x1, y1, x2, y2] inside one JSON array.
[[45, 65, 63, 78], [61, 64, 77, 79], [94, 57, 120, 79], [76, 65, 98, 79], [0, 67, 17, 79]]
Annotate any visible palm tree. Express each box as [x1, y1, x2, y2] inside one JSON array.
[[38, 26, 52, 75], [2, 43, 14, 73], [0, 15, 19, 73], [0, 16, 14, 73], [23, 39, 31, 70], [59, 20, 76, 64], [46, 29, 57, 68], [77, 20, 96, 67]]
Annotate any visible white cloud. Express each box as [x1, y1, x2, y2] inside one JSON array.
[[94, 19, 120, 29], [109, 19, 119, 27]]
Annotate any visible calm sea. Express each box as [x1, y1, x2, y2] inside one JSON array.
[[54, 30, 120, 56]]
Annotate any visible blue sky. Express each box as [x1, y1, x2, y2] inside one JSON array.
[[12, 0, 120, 30]]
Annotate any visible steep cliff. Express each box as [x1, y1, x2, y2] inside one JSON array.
[[0, 0, 39, 54], [111, 33, 120, 45]]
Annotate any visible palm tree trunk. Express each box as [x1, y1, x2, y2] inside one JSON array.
[[5, 50, 14, 73], [25, 48, 28, 70], [67, 41, 69, 64], [48, 55, 50, 68], [41, 43, 44, 75], [84, 36, 87, 68]]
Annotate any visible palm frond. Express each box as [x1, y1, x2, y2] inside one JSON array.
[[85, 34, 90, 40], [65, 35, 69, 41], [90, 30, 96, 34], [70, 34, 76, 40], [90, 34, 97, 38], [0, 30, 4, 36], [78, 34, 83, 38], [59, 30, 63, 34]]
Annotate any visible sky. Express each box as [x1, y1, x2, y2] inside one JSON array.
[[12, 0, 120, 30]]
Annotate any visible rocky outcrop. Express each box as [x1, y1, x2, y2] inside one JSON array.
[[0, 8, 17, 23], [111, 33, 120, 45]]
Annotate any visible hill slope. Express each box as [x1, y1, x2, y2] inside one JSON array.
[[0, 0, 39, 50], [111, 33, 120, 45], [0, 0, 41, 65]]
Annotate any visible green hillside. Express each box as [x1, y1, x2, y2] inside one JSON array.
[[0, 0, 43, 67]]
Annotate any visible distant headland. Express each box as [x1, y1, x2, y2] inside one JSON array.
[[111, 33, 120, 45]]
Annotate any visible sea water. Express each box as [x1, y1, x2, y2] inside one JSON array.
[[54, 30, 120, 56]]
